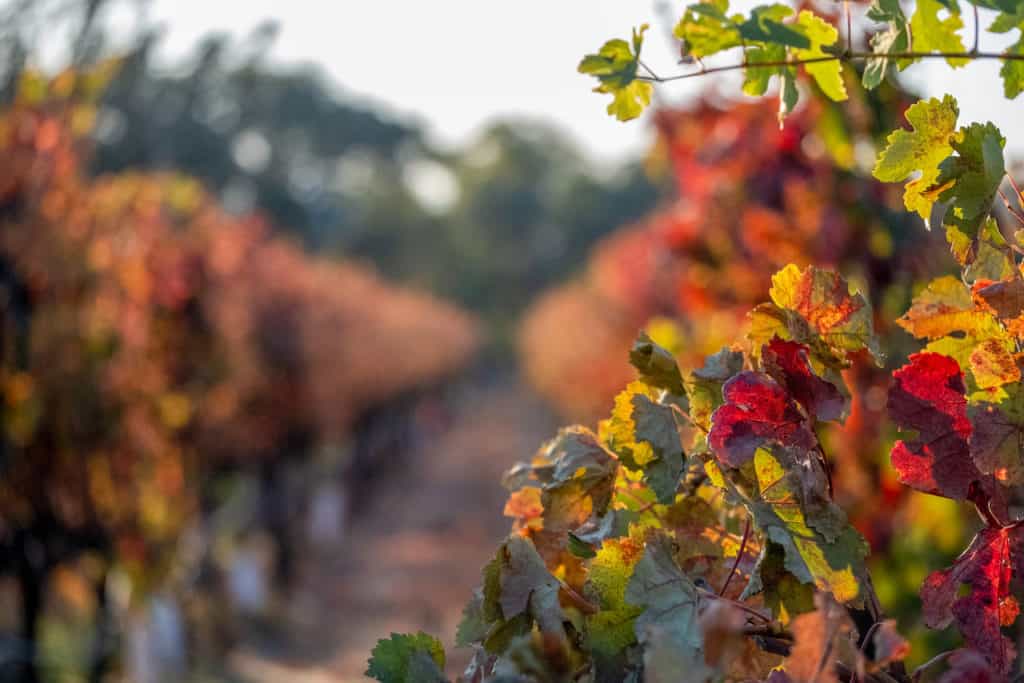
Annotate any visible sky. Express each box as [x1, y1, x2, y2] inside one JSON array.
[[45, 0, 1024, 164]]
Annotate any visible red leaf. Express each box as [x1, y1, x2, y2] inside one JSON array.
[[887, 353, 981, 500], [762, 338, 845, 422], [709, 371, 817, 467], [936, 649, 998, 683], [921, 526, 1024, 675]]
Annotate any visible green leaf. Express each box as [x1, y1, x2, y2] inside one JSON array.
[[863, 0, 910, 89], [793, 10, 847, 101], [579, 25, 654, 121], [684, 348, 744, 439], [366, 632, 447, 683], [873, 95, 960, 223], [625, 534, 705, 662], [779, 68, 800, 122], [586, 535, 644, 676], [603, 383, 685, 503], [910, 0, 969, 67], [736, 4, 811, 49], [742, 43, 787, 96], [990, 12, 1024, 97], [674, 0, 742, 58], [568, 532, 598, 559], [745, 446, 870, 605], [935, 123, 1007, 247], [456, 591, 489, 647], [968, 382, 1024, 485], [603, 81, 655, 122], [499, 535, 565, 635], [741, 541, 816, 623], [629, 332, 687, 398], [1001, 42, 1024, 98], [963, 219, 1014, 282]]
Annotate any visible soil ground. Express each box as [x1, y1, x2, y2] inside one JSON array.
[[230, 372, 559, 682]]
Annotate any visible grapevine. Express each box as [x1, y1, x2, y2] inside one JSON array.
[[0, 66, 479, 681], [369, 1, 1024, 681]]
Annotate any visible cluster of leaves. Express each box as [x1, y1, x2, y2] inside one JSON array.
[[519, 83, 933, 424], [370, 5, 1024, 679], [0, 68, 478, 657], [873, 94, 1024, 677], [579, 0, 1024, 122], [371, 265, 928, 682]]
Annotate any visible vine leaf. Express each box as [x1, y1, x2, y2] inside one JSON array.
[[741, 541, 816, 623], [863, 0, 910, 89], [909, 0, 969, 68], [709, 371, 817, 468], [872, 95, 959, 223], [737, 4, 811, 49], [901, 278, 1011, 374], [578, 25, 654, 121], [793, 10, 847, 102], [630, 332, 687, 397], [603, 382, 685, 503], [763, 264, 880, 364], [585, 535, 644, 678], [967, 338, 1020, 390], [625, 533, 707, 675], [869, 619, 911, 667], [897, 275, 997, 341], [503, 427, 618, 562], [685, 347, 744, 439], [969, 384, 1024, 485], [975, 277, 1024, 323], [936, 125, 1007, 254], [742, 43, 788, 97], [887, 352, 981, 499], [989, 8, 1024, 98], [921, 526, 1024, 675], [745, 446, 868, 605], [782, 595, 852, 683], [674, 0, 742, 58], [366, 632, 447, 683], [762, 338, 846, 422], [935, 649, 998, 682]]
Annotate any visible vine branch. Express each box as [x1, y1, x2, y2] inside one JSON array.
[[636, 50, 1024, 83]]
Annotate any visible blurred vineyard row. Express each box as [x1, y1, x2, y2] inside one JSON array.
[[517, 74, 1023, 665], [0, 71, 479, 682]]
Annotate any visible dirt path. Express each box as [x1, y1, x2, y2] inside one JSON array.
[[231, 373, 558, 682]]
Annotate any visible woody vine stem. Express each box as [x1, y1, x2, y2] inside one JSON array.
[[636, 50, 1024, 83]]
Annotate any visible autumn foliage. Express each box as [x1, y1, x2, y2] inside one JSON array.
[[0, 70, 478, 656], [369, 0, 1024, 674], [519, 89, 938, 422]]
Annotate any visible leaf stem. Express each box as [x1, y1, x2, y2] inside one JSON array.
[[718, 514, 751, 596], [670, 403, 709, 434], [909, 650, 954, 682], [844, 0, 853, 55], [697, 586, 771, 622], [999, 187, 1024, 228], [558, 580, 599, 615], [617, 486, 667, 523], [639, 59, 660, 80], [1008, 174, 1023, 202], [972, 3, 980, 54]]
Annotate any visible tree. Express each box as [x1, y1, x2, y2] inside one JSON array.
[[0, 67, 478, 682]]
